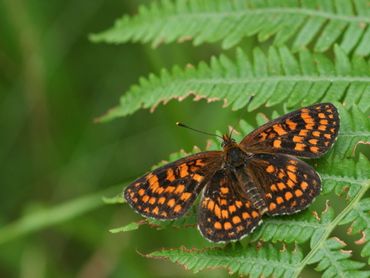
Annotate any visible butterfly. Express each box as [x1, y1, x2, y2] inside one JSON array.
[[124, 103, 340, 242]]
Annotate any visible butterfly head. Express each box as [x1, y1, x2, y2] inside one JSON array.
[[221, 134, 237, 150]]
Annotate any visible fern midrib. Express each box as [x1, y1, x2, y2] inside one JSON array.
[[292, 181, 370, 277], [187, 76, 370, 84], [170, 250, 300, 271], [262, 218, 322, 229], [321, 242, 347, 278], [147, 8, 370, 24], [321, 175, 369, 185], [339, 132, 370, 137]]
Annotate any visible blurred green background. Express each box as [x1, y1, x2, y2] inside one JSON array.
[[1, 1, 367, 277], [0, 0, 241, 277]]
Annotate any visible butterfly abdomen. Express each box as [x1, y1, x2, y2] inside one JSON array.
[[233, 168, 268, 214]]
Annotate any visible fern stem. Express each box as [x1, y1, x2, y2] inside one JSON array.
[[292, 181, 370, 277], [169, 8, 370, 24]]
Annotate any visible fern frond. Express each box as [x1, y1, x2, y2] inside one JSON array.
[[99, 46, 370, 123], [339, 198, 370, 264], [307, 237, 370, 278], [91, 0, 370, 55], [147, 244, 303, 277]]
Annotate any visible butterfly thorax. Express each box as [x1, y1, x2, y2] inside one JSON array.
[[222, 134, 253, 167]]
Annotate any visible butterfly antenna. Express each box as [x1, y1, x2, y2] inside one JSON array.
[[228, 95, 255, 138], [176, 122, 223, 140]]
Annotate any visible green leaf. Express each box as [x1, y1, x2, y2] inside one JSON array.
[[91, 0, 370, 55], [147, 244, 303, 277], [97, 46, 370, 123], [307, 237, 369, 278]]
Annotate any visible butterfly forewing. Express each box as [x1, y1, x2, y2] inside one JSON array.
[[198, 170, 262, 242], [247, 154, 321, 216], [240, 103, 339, 158], [124, 151, 222, 220]]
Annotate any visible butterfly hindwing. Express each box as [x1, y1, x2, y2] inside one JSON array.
[[198, 170, 262, 243], [247, 153, 321, 216], [240, 103, 339, 158], [124, 151, 222, 220]]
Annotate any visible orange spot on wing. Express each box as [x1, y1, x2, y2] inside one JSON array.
[[310, 146, 319, 153], [220, 199, 227, 206], [233, 216, 242, 224], [301, 181, 308, 190], [214, 221, 222, 229], [152, 207, 159, 215], [220, 187, 229, 194], [214, 204, 221, 218], [207, 199, 215, 210], [271, 184, 278, 191], [138, 189, 145, 196], [266, 193, 272, 199], [318, 113, 325, 118], [287, 179, 295, 188], [266, 165, 275, 173], [299, 129, 308, 136], [306, 123, 315, 130], [221, 210, 229, 219], [158, 197, 166, 204], [174, 205, 182, 213], [165, 186, 175, 193], [286, 119, 297, 130], [294, 143, 305, 151], [224, 222, 232, 230], [295, 189, 303, 197], [180, 192, 192, 201], [229, 205, 236, 213], [192, 173, 204, 183], [166, 168, 176, 182], [149, 197, 156, 205], [278, 171, 285, 179], [287, 165, 296, 172], [235, 201, 243, 208], [318, 125, 327, 131], [276, 197, 284, 204], [174, 184, 185, 194], [285, 192, 293, 201], [142, 195, 149, 203], [277, 182, 286, 190], [312, 131, 320, 137], [167, 198, 175, 207], [269, 202, 276, 211], [251, 211, 259, 218], [273, 124, 287, 136], [273, 140, 282, 148], [288, 171, 297, 183], [320, 119, 328, 125], [324, 134, 331, 139], [309, 139, 318, 145], [195, 160, 206, 166], [178, 164, 189, 178], [242, 212, 250, 219], [149, 181, 160, 192], [302, 112, 314, 124], [293, 136, 304, 143]]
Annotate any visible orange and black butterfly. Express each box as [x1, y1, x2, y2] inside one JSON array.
[[124, 103, 339, 242]]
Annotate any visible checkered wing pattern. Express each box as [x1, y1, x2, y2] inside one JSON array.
[[124, 151, 222, 220], [247, 153, 321, 216], [240, 103, 339, 158], [198, 170, 262, 243]]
